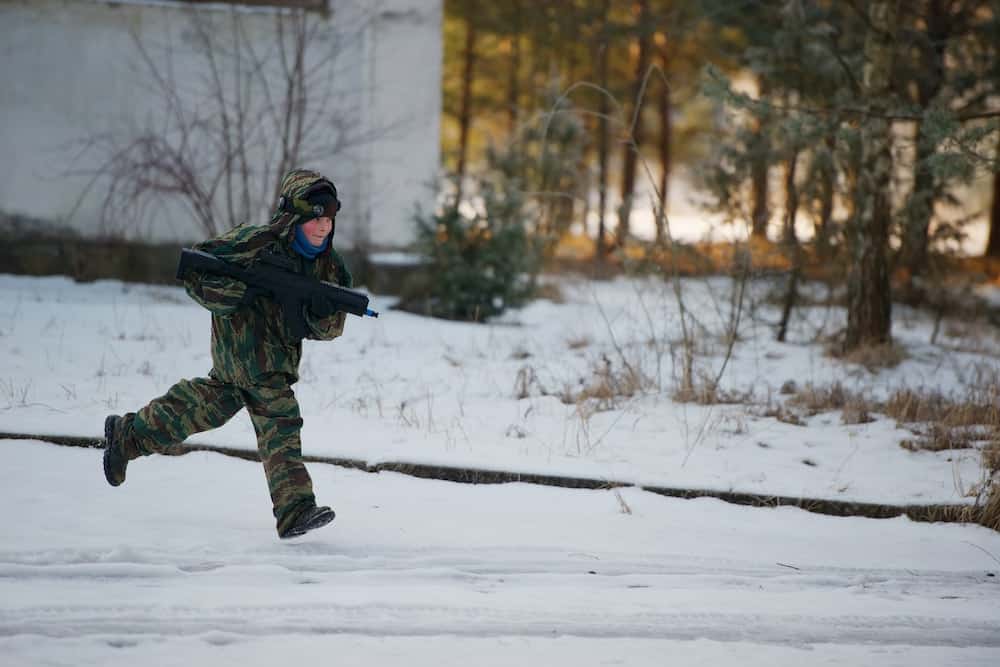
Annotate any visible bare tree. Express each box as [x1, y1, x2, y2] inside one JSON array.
[[455, 0, 478, 203], [593, 0, 612, 262], [616, 0, 651, 248], [749, 75, 772, 240], [655, 32, 672, 246], [776, 147, 802, 343], [76, 7, 376, 239]]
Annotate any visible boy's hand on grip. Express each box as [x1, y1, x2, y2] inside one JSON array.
[[309, 294, 338, 318], [240, 286, 269, 305]]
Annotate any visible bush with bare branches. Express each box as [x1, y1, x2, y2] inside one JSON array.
[[75, 7, 379, 239]]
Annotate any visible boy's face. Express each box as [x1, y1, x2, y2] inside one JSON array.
[[301, 216, 333, 246]]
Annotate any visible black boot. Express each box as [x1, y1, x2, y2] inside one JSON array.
[[103, 415, 129, 487], [279, 504, 336, 539]]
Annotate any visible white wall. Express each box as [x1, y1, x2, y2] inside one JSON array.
[[360, 0, 443, 250], [0, 0, 441, 249]]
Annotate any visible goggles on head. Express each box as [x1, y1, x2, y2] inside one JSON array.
[[276, 180, 341, 219]]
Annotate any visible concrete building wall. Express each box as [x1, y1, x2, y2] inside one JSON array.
[[361, 0, 442, 250], [0, 0, 441, 249]]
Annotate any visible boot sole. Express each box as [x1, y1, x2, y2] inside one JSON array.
[[279, 508, 336, 539], [103, 415, 124, 487]]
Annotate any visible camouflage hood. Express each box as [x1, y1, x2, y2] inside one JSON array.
[[269, 169, 340, 249], [183, 167, 352, 388]]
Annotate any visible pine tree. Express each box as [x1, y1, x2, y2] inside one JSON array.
[[845, 0, 898, 351], [896, 0, 1000, 279]]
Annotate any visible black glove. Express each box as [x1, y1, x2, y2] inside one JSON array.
[[309, 294, 339, 319], [240, 286, 269, 305]]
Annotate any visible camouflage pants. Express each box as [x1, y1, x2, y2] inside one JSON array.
[[117, 375, 315, 535]]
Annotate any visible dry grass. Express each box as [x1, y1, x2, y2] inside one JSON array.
[[882, 384, 1000, 532], [834, 342, 908, 372], [549, 235, 829, 278], [782, 382, 874, 425], [886, 387, 1000, 452], [949, 254, 1000, 283], [565, 354, 648, 411], [977, 487, 1000, 532], [514, 355, 650, 412], [787, 382, 854, 413], [671, 372, 751, 406], [777, 380, 1000, 532], [983, 441, 1000, 474], [885, 389, 953, 422], [974, 438, 1000, 533], [757, 404, 806, 426], [513, 365, 541, 400]]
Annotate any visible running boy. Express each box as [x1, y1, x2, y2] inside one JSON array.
[[102, 169, 352, 539]]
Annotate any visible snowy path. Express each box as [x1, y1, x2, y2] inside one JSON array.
[[2, 440, 999, 666], [2, 553, 998, 647]]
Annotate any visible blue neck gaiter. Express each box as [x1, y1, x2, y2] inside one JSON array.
[[291, 225, 329, 259]]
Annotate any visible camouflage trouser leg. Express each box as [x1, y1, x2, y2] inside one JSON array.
[[239, 384, 315, 535], [123, 377, 245, 458]]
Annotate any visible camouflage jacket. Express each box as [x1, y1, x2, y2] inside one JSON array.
[[183, 170, 352, 388]]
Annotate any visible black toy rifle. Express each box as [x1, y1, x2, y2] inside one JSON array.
[[176, 248, 378, 340]]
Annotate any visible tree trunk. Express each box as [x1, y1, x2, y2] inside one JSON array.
[[815, 133, 836, 256], [595, 0, 611, 262], [507, 2, 522, 135], [777, 150, 801, 343], [898, 0, 948, 279], [782, 149, 800, 244], [750, 76, 771, 239], [899, 124, 937, 276], [987, 163, 1000, 258], [845, 0, 897, 352], [616, 0, 651, 248], [456, 7, 477, 201], [656, 37, 672, 245]]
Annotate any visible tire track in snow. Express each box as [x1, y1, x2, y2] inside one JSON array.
[[1, 549, 997, 648], [1, 603, 999, 648]]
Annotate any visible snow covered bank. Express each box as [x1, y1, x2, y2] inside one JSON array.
[[0, 273, 996, 507]]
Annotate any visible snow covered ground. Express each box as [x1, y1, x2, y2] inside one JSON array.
[[2, 439, 999, 665], [1, 272, 999, 664], [0, 273, 996, 504]]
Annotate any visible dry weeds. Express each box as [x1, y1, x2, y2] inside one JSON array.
[[781, 382, 874, 425], [759, 404, 806, 426], [565, 354, 647, 411], [977, 488, 1000, 532], [787, 382, 854, 413], [883, 384, 1000, 532], [672, 378, 750, 406], [983, 441, 1000, 475], [886, 387, 1000, 452], [833, 342, 908, 372]]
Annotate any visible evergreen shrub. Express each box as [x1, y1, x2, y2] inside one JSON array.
[[404, 179, 542, 322]]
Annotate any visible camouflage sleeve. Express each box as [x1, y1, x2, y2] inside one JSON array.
[[304, 309, 347, 340], [184, 274, 249, 316], [330, 248, 354, 290], [183, 223, 271, 315]]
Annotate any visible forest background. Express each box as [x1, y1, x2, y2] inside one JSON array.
[[432, 0, 1000, 352]]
